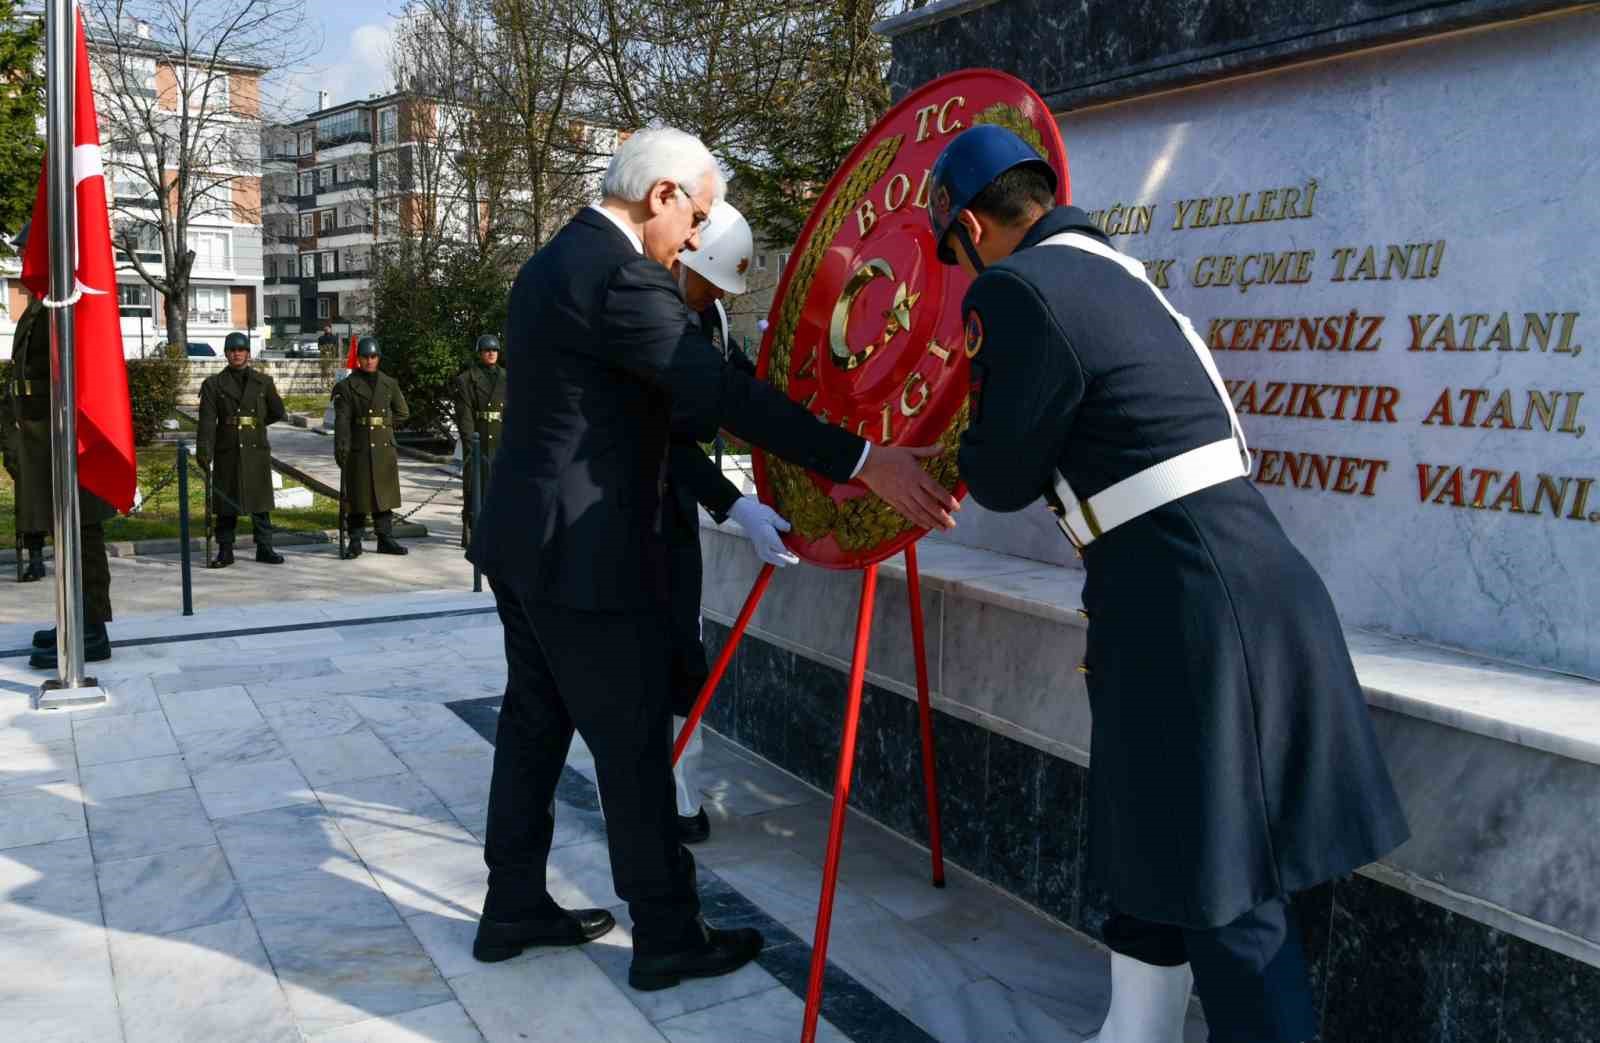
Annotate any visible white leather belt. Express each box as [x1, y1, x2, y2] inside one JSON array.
[[1051, 438, 1247, 550], [1038, 231, 1252, 551]]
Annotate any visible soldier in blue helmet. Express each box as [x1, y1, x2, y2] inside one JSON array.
[[928, 124, 1410, 1042]]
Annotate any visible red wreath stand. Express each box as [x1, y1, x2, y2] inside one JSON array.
[[671, 547, 945, 1042], [671, 68, 1068, 1043]]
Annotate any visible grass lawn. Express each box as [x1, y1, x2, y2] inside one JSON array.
[[281, 393, 330, 415], [2, 444, 342, 545]]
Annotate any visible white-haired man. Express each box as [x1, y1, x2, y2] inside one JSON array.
[[469, 128, 960, 989]]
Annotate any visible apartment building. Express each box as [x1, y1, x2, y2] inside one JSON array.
[[262, 90, 474, 342], [1, 15, 267, 359]]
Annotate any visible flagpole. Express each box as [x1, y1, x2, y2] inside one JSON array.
[[38, 0, 98, 705]]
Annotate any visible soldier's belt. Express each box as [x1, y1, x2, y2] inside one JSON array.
[[357, 416, 387, 427], [11, 380, 47, 397], [1050, 438, 1248, 552], [221, 416, 259, 428], [476, 411, 502, 421]]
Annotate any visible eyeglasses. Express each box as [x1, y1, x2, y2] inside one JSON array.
[[673, 184, 710, 230]]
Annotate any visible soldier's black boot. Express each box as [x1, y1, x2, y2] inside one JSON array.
[[255, 543, 284, 565], [347, 531, 365, 558], [21, 547, 46, 582], [32, 626, 55, 649], [376, 533, 409, 556], [28, 622, 111, 670], [210, 543, 235, 569]]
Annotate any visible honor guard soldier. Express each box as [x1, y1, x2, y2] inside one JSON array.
[[197, 331, 288, 567], [929, 126, 1410, 1043], [3, 224, 116, 667], [332, 336, 410, 556], [454, 333, 506, 549], [666, 200, 796, 843]]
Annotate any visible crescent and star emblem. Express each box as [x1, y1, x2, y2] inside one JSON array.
[[828, 258, 922, 371]]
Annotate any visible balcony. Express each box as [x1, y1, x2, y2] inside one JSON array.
[[316, 128, 372, 149]]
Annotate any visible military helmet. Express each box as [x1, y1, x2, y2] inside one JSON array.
[[928, 125, 1057, 266], [679, 201, 753, 295], [475, 334, 501, 354], [356, 336, 381, 358], [223, 331, 250, 352]]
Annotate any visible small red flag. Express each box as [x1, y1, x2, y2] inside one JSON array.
[[344, 334, 359, 369], [21, 6, 136, 512]]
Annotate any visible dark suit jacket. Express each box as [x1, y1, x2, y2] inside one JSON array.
[[471, 208, 863, 612]]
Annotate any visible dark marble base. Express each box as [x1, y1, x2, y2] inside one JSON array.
[[706, 621, 1600, 1043], [884, 0, 1579, 112]]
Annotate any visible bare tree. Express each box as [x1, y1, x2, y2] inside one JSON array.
[[85, 0, 314, 348], [395, 0, 614, 261]]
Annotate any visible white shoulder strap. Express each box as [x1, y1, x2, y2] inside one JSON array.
[[1036, 231, 1249, 466], [715, 300, 731, 359]]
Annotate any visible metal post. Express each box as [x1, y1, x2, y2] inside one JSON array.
[[176, 441, 193, 616], [905, 542, 946, 887], [35, 0, 103, 709], [470, 431, 482, 593]]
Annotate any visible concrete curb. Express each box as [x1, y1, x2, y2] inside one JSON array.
[[1, 521, 430, 566]]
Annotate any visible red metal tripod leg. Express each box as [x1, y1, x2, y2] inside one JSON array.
[[801, 564, 879, 1043], [905, 542, 946, 887], [673, 563, 775, 766]]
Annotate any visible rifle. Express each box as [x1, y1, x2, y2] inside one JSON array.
[[337, 461, 348, 560], [203, 452, 214, 568]]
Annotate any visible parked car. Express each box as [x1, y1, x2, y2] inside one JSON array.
[[184, 342, 217, 357]]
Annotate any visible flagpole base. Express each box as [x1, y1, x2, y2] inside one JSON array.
[[34, 679, 108, 710]]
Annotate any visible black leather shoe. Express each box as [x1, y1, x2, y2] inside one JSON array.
[[472, 907, 615, 963], [29, 628, 111, 670], [375, 534, 409, 555], [20, 555, 45, 582], [209, 544, 235, 568], [33, 626, 55, 649], [677, 808, 710, 844], [628, 924, 764, 991], [255, 545, 285, 565], [347, 534, 364, 558]]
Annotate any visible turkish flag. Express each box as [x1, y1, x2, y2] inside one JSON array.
[[21, 6, 136, 512], [344, 334, 359, 369]]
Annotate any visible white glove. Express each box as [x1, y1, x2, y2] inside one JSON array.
[[727, 496, 800, 567]]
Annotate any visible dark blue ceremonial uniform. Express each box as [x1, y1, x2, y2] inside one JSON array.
[[958, 205, 1410, 1040]]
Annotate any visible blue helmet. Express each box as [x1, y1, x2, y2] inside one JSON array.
[[928, 124, 1057, 265]]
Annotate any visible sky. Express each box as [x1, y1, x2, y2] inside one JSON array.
[[276, 1, 400, 119]]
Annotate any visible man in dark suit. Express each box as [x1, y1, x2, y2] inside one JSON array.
[[469, 126, 958, 989]]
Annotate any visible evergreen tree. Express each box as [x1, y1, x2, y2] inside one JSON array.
[[0, 0, 45, 252]]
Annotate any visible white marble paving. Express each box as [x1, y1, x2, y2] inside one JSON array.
[[0, 594, 1136, 1043]]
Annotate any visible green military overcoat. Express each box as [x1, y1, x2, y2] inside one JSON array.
[[332, 370, 409, 513], [453, 361, 506, 507], [5, 300, 117, 533], [197, 366, 287, 515]]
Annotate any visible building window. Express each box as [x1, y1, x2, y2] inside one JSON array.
[[377, 107, 398, 146], [298, 171, 314, 197], [118, 283, 152, 316], [317, 297, 332, 319], [376, 151, 400, 191], [186, 229, 232, 272], [340, 246, 369, 273], [315, 109, 368, 148], [299, 253, 315, 278], [777, 252, 790, 272], [755, 254, 767, 271], [318, 166, 334, 189], [188, 286, 229, 324], [298, 130, 314, 155], [318, 210, 336, 233], [298, 213, 315, 238], [377, 200, 399, 238], [321, 251, 336, 275]]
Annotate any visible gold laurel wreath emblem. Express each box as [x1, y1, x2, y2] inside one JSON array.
[[765, 103, 1039, 552]]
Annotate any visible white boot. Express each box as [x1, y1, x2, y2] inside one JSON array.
[[1084, 953, 1195, 1043]]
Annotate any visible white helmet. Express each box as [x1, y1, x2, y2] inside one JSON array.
[[681, 200, 753, 295]]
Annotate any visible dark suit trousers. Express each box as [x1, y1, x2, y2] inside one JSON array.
[[482, 576, 700, 950], [1103, 897, 1318, 1042]]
